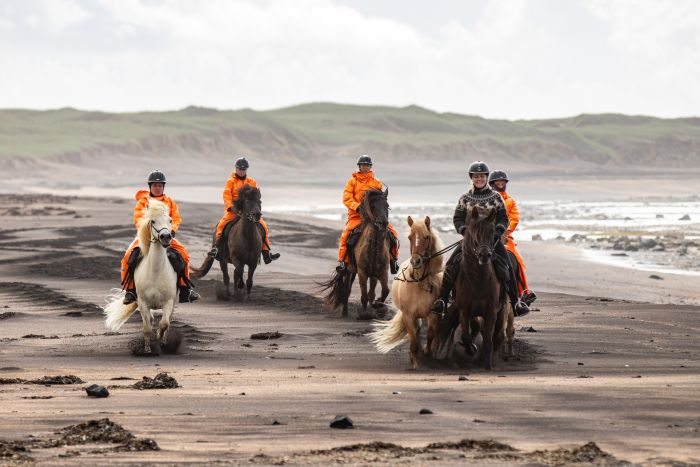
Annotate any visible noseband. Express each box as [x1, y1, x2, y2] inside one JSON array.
[[150, 221, 171, 244]]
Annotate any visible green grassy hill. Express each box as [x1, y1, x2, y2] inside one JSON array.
[[2, 103, 699, 168]]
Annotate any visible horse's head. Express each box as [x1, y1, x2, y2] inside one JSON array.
[[145, 199, 173, 248], [359, 188, 389, 232], [234, 185, 262, 223], [464, 206, 497, 266], [407, 215, 433, 269]]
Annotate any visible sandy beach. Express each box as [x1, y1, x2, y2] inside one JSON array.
[[0, 192, 698, 465]]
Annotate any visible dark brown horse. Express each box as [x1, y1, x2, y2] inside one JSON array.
[[191, 185, 263, 300], [454, 206, 508, 370], [321, 188, 391, 317]]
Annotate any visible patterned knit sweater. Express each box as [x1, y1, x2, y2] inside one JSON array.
[[453, 185, 509, 234]]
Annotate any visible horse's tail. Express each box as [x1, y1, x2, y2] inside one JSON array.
[[190, 255, 215, 279], [318, 269, 348, 310], [369, 310, 407, 353], [103, 291, 138, 332]]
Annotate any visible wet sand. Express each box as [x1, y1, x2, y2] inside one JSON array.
[[0, 193, 699, 465]]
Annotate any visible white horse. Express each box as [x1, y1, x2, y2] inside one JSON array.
[[104, 199, 178, 354], [369, 216, 444, 369]]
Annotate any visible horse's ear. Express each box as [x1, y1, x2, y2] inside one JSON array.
[[487, 208, 497, 223], [424, 216, 431, 229], [383, 187, 389, 198], [471, 206, 479, 221], [407, 215, 413, 226]]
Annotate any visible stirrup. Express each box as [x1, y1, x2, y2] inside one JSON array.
[[514, 300, 530, 317], [123, 290, 136, 305], [522, 291, 537, 306], [430, 299, 446, 317], [207, 247, 218, 258], [335, 261, 346, 272]]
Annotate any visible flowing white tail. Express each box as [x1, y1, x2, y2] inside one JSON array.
[[369, 310, 408, 353], [104, 290, 139, 331]]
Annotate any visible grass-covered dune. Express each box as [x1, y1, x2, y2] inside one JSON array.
[[2, 103, 699, 168]]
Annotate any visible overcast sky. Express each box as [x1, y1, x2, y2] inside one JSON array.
[[1, 0, 698, 119]]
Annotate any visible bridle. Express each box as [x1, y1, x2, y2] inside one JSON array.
[[150, 221, 171, 244]]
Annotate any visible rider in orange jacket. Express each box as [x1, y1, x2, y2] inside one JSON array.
[[207, 157, 280, 264], [489, 170, 536, 306], [336, 155, 400, 274], [121, 170, 200, 305]]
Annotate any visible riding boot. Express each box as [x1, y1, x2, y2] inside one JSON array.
[[179, 286, 200, 303], [495, 240, 529, 317], [336, 261, 346, 272], [430, 246, 461, 317], [390, 259, 400, 275], [123, 289, 137, 305], [262, 250, 280, 264], [522, 290, 537, 306]]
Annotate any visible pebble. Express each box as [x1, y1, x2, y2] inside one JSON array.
[[85, 384, 109, 398], [330, 415, 354, 429]]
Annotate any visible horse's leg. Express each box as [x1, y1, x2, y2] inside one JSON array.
[[157, 298, 175, 345], [245, 262, 257, 300], [138, 301, 152, 354], [404, 313, 420, 370], [342, 272, 355, 318], [493, 303, 506, 356], [233, 263, 245, 299], [470, 316, 482, 346], [358, 272, 369, 311], [378, 268, 390, 304], [425, 314, 439, 357], [480, 310, 496, 371], [461, 310, 477, 356], [506, 303, 515, 356], [220, 259, 231, 297], [368, 276, 377, 305]]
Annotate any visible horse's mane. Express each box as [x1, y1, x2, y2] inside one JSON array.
[[137, 199, 169, 256], [234, 184, 261, 213], [358, 188, 386, 224]]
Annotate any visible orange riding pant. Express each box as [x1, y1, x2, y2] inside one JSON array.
[[120, 237, 191, 289], [337, 217, 399, 263], [504, 236, 529, 296], [214, 211, 271, 251]]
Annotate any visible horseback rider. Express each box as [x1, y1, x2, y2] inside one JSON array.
[[207, 157, 280, 264], [336, 155, 400, 274], [430, 161, 529, 317], [489, 169, 537, 306], [121, 170, 200, 305]]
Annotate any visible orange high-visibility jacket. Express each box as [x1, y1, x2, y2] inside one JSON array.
[[223, 174, 258, 211], [343, 171, 383, 216], [133, 190, 182, 233], [500, 191, 520, 234]]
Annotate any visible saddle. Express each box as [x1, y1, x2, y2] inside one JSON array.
[[122, 246, 193, 290], [216, 217, 268, 261]]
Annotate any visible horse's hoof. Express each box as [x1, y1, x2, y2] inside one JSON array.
[[371, 301, 385, 309]]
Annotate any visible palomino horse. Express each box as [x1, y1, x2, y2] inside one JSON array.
[[104, 199, 178, 354], [370, 215, 444, 369], [321, 188, 391, 317], [191, 184, 263, 300], [454, 206, 510, 370]]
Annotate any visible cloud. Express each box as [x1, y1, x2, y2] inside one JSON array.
[[0, 0, 697, 118]]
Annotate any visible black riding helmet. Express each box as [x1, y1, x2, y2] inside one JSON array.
[[147, 170, 167, 185], [488, 170, 509, 185], [357, 154, 373, 166], [235, 157, 250, 170], [468, 161, 490, 177]]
